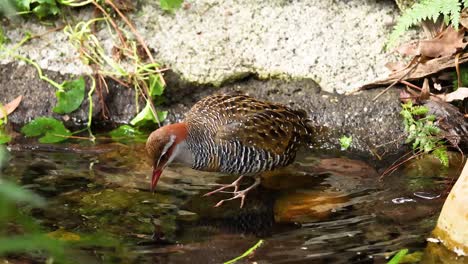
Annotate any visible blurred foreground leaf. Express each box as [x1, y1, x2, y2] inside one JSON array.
[[0, 129, 11, 144], [0, 180, 45, 207]]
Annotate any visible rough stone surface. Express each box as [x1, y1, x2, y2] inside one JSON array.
[[1, 0, 401, 93], [0, 62, 139, 128]]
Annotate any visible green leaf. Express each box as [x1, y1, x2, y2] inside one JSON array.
[[160, 0, 183, 12], [148, 75, 165, 97], [0, 129, 11, 144], [130, 103, 167, 126], [339, 135, 352, 150], [53, 77, 86, 114], [0, 180, 45, 207], [109, 125, 147, 143], [15, 0, 32, 11], [21, 117, 71, 143], [32, 3, 60, 19], [30, 0, 61, 18], [387, 248, 408, 264]]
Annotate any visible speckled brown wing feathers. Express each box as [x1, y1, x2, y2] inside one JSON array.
[[184, 94, 312, 155]]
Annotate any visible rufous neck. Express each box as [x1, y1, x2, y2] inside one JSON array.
[[163, 122, 188, 144]]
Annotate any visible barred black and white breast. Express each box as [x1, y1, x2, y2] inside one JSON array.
[[183, 94, 313, 175]]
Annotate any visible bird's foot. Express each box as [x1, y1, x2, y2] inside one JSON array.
[[203, 175, 245, 197], [213, 177, 261, 208]]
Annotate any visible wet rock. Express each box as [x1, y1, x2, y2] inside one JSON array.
[[274, 191, 350, 223], [423, 241, 468, 263]]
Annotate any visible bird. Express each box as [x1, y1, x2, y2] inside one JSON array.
[[146, 93, 313, 208]]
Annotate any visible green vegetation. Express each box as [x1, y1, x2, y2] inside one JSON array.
[[339, 135, 352, 150], [21, 117, 71, 143], [0, 0, 185, 145], [388, 0, 468, 48], [0, 178, 124, 263], [15, 0, 61, 19], [109, 124, 147, 143], [400, 101, 449, 166], [0, 179, 68, 262], [53, 77, 86, 114]]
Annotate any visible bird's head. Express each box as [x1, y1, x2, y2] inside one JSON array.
[[146, 123, 188, 191]]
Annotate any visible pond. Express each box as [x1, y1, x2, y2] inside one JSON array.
[[1, 142, 465, 263]]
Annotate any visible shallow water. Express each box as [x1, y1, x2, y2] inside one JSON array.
[[1, 143, 466, 263]]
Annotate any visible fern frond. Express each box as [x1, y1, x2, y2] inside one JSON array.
[[433, 147, 449, 167], [411, 105, 429, 115], [387, 0, 464, 48], [439, 0, 461, 27], [423, 124, 440, 135]]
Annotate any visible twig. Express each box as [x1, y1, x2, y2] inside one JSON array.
[[455, 52, 462, 88], [373, 61, 420, 101], [400, 80, 436, 97]]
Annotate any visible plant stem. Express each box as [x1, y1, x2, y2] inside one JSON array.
[[223, 240, 264, 264], [13, 55, 64, 91], [87, 75, 96, 142]]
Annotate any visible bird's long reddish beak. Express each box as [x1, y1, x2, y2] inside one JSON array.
[[151, 168, 163, 192]]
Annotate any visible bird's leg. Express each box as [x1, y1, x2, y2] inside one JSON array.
[[214, 177, 261, 208], [203, 175, 245, 197]]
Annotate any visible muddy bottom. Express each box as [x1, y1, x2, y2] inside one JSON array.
[[1, 143, 466, 263]]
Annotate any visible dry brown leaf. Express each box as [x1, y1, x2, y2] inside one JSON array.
[[399, 89, 412, 103], [460, 8, 468, 29], [396, 41, 420, 57], [435, 87, 468, 102], [0, 96, 23, 119], [385, 61, 408, 72], [360, 52, 468, 90], [397, 26, 467, 58]]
